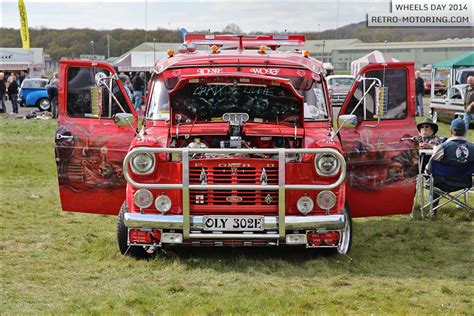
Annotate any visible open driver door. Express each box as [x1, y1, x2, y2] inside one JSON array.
[[336, 63, 418, 217], [55, 60, 138, 215]]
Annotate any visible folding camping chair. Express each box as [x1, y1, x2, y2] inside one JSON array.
[[421, 160, 474, 218]]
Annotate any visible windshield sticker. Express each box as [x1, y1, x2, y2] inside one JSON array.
[[250, 68, 280, 76], [297, 70, 306, 77], [193, 85, 275, 97], [196, 68, 223, 74]]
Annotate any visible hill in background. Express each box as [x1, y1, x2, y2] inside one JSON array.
[[1, 22, 472, 60]]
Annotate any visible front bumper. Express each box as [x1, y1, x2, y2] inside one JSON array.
[[124, 213, 346, 240]]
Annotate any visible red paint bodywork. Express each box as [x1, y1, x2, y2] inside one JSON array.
[[55, 47, 417, 220]]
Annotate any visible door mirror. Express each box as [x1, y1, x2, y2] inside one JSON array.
[[338, 114, 358, 128], [113, 113, 135, 126]]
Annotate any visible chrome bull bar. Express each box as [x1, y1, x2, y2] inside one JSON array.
[[123, 147, 347, 240]]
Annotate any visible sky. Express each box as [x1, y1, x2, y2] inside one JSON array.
[[0, 0, 391, 33]]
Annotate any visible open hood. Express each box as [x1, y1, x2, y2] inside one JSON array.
[[169, 73, 305, 127]]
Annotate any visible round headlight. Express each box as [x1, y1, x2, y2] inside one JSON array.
[[317, 190, 337, 210], [131, 153, 155, 174], [134, 189, 153, 208], [315, 153, 340, 176], [155, 194, 172, 213], [297, 195, 314, 215]]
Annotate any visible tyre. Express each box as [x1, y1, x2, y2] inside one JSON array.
[[117, 202, 155, 259], [337, 206, 352, 254], [36, 98, 51, 111]]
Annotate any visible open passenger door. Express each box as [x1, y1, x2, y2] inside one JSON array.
[[337, 63, 418, 217], [55, 60, 138, 215]]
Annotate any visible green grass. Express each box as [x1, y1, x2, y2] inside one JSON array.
[[1, 118, 473, 314]]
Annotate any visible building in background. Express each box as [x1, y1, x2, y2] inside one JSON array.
[[0, 48, 45, 77]]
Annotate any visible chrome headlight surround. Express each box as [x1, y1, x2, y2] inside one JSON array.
[[130, 152, 155, 175], [296, 195, 314, 215], [155, 194, 172, 214], [134, 189, 154, 209], [315, 153, 340, 176], [317, 190, 337, 210]]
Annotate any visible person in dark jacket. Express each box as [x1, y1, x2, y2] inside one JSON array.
[[7, 75, 19, 114], [415, 71, 425, 117], [0, 72, 6, 113], [132, 72, 146, 111], [425, 118, 474, 217]]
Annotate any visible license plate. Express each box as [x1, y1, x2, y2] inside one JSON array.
[[202, 216, 264, 231]]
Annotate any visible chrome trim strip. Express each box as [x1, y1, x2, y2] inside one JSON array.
[[278, 149, 286, 239], [189, 233, 280, 240], [124, 213, 345, 231], [182, 149, 190, 239]]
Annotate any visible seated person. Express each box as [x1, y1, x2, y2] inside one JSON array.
[[425, 118, 474, 217], [416, 118, 444, 149]]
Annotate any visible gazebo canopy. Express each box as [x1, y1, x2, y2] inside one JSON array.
[[350, 50, 400, 76], [432, 52, 474, 69]]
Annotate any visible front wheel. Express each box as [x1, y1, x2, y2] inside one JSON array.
[[36, 98, 51, 111], [117, 202, 155, 259], [337, 206, 352, 254]]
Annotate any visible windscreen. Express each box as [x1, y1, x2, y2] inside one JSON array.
[[170, 82, 302, 124], [148, 71, 330, 122]]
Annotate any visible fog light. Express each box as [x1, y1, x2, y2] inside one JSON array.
[[286, 234, 307, 245], [317, 191, 336, 210], [161, 233, 183, 244], [134, 189, 153, 208], [297, 195, 314, 215], [155, 194, 172, 213]]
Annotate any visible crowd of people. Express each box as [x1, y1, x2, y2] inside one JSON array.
[[0, 71, 27, 114]]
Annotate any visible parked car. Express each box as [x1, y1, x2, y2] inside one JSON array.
[[455, 67, 474, 85], [422, 75, 446, 95], [55, 35, 418, 258], [430, 84, 468, 123], [327, 75, 355, 107], [18, 78, 51, 111]]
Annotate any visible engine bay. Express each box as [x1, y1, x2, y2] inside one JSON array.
[[169, 112, 303, 161]]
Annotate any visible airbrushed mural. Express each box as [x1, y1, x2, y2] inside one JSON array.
[[55, 121, 127, 192], [343, 129, 418, 191]]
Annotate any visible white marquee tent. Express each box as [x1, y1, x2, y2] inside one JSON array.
[[350, 50, 400, 76]]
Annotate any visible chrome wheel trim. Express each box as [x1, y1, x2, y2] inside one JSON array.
[[39, 99, 50, 111], [337, 207, 351, 254]]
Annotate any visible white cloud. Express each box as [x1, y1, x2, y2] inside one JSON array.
[[1, 0, 391, 32]]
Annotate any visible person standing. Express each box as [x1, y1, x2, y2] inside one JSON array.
[[7, 75, 19, 114], [0, 72, 6, 113], [132, 72, 146, 111], [463, 76, 474, 130], [415, 71, 425, 117]]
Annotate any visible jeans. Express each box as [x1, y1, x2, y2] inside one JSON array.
[[10, 94, 18, 113], [0, 94, 5, 113], [134, 90, 143, 110], [416, 93, 423, 116], [464, 111, 472, 130]]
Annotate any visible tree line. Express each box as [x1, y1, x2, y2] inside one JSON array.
[[1, 23, 472, 61]]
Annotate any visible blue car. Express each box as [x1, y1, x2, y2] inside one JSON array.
[[18, 78, 51, 111]]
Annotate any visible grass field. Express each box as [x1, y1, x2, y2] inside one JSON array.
[[1, 117, 473, 314]]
